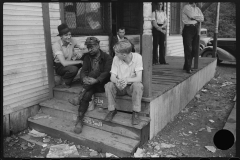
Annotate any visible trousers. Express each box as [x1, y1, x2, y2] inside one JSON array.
[[55, 63, 82, 85], [182, 25, 198, 70], [78, 70, 105, 114], [152, 24, 166, 64], [104, 82, 143, 112]]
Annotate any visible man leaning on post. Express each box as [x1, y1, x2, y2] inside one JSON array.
[[68, 37, 113, 134], [104, 40, 144, 125]]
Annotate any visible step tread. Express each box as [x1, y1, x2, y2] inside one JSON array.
[[54, 83, 151, 102], [40, 98, 151, 130], [28, 113, 139, 156]]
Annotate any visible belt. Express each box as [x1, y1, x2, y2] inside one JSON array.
[[185, 24, 197, 27]]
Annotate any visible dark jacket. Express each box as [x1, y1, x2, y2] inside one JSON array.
[[111, 36, 135, 57], [80, 49, 113, 86]]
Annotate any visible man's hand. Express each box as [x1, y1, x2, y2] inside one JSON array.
[[87, 77, 98, 85], [83, 76, 90, 85], [116, 79, 127, 90]]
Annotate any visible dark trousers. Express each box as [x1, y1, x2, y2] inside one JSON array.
[[78, 70, 105, 115], [55, 63, 82, 85], [182, 25, 198, 71], [152, 24, 166, 64]]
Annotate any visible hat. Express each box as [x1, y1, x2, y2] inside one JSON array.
[[57, 23, 70, 36], [85, 37, 100, 46]]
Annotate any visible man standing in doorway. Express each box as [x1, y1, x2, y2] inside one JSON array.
[[111, 27, 135, 57], [182, 2, 204, 73]]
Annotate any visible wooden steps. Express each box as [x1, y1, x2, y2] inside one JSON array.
[[28, 113, 139, 157], [39, 98, 150, 145], [27, 82, 151, 157]]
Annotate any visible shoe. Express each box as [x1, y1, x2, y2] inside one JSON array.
[[68, 96, 80, 106], [74, 113, 84, 134], [60, 82, 71, 88], [104, 109, 117, 122], [68, 89, 86, 106], [74, 120, 83, 134], [161, 62, 169, 65], [132, 112, 141, 125], [186, 70, 192, 74]]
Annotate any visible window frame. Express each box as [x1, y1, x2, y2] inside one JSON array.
[[61, 2, 111, 36], [169, 2, 181, 35]]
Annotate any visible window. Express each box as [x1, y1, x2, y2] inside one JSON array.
[[63, 2, 110, 35], [122, 3, 142, 34], [170, 3, 181, 34]]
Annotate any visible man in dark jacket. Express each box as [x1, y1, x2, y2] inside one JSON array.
[[68, 37, 113, 134], [111, 27, 135, 57]]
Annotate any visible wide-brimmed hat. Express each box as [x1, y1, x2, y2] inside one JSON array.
[[85, 37, 100, 46], [57, 23, 70, 36]]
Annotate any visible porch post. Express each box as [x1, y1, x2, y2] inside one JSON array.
[[42, 3, 54, 98], [142, 2, 153, 97]]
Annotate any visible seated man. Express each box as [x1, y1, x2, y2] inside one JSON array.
[[68, 37, 113, 134], [52, 23, 86, 88], [111, 27, 135, 57], [104, 40, 144, 125]]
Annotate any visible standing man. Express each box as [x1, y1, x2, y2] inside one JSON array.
[[152, 2, 168, 65], [182, 2, 204, 73], [68, 37, 113, 134], [104, 40, 143, 125], [111, 27, 135, 57], [52, 23, 85, 88]]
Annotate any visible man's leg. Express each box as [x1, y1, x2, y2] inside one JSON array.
[[126, 82, 144, 125], [152, 28, 160, 64], [74, 89, 95, 134], [56, 63, 82, 86], [68, 70, 101, 105], [182, 27, 195, 73], [159, 31, 167, 64], [104, 82, 124, 121]]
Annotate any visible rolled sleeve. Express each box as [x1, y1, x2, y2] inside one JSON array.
[[151, 12, 156, 21], [135, 54, 143, 72], [52, 43, 63, 59]]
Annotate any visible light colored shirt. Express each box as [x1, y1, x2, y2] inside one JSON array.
[[52, 38, 80, 63], [152, 10, 167, 24], [110, 52, 143, 81], [182, 4, 204, 25]]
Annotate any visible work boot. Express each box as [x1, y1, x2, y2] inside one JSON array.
[[68, 89, 86, 106], [74, 112, 84, 134], [104, 109, 117, 122], [132, 111, 140, 125]]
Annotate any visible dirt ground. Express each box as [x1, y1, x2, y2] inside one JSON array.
[[3, 62, 236, 158]]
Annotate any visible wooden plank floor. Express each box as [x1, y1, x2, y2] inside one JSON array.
[[151, 56, 216, 99]]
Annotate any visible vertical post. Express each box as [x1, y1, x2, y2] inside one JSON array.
[[165, 2, 168, 57], [59, 3, 65, 23], [142, 2, 153, 97], [42, 3, 54, 98], [213, 2, 220, 58]]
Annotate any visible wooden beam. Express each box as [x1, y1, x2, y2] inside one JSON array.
[[42, 3, 54, 98], [201, 2, 213, 12], [59, 3, 65, 23]]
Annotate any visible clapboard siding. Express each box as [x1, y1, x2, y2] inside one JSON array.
[[4, 94, 49, 116], [4, 78, 48, 93], [3, 3, 49, 115]]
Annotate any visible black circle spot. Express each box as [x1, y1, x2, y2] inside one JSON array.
[[213, 129, 235, 150]]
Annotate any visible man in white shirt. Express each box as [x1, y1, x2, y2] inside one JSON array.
[[182, 2, 204, 73], [104, 40, 143, 125]]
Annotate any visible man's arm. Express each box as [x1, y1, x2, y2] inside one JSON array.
[[125, 70, 142, 83], [80, 55, 90, 81]]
